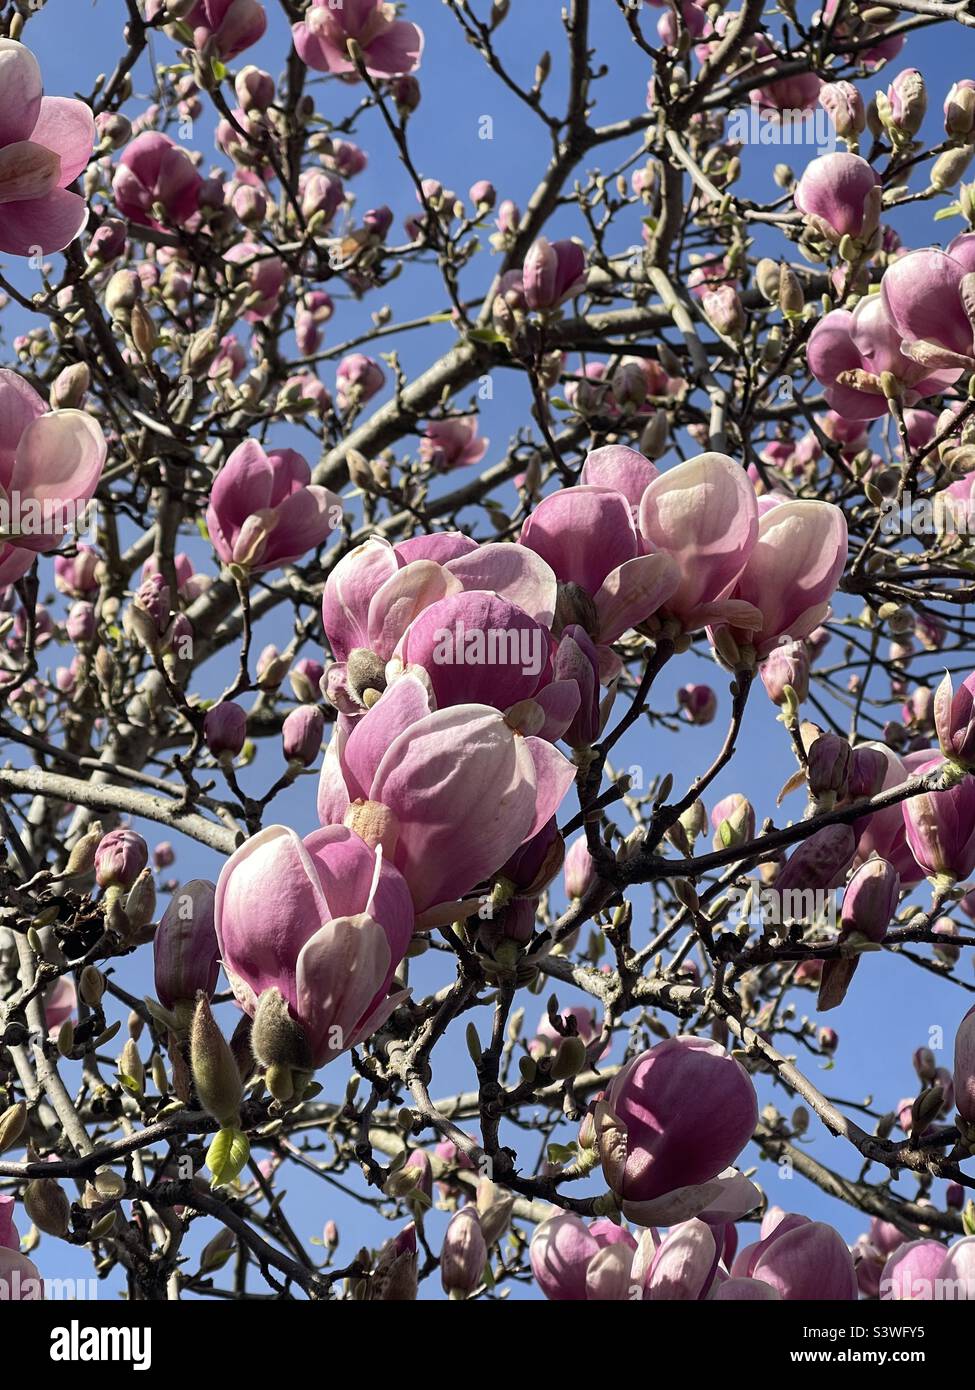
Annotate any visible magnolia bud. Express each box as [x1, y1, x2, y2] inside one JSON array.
[[931, 147, 974, 192], [24, 1179, 70, 1237], [190, 996, 243, 1127], [124, 869, 156, 933], [755, 258, 780, 301], [64, 823, 104, 878], [0, 1102, 27, 1155], [95, 829, 148, 889], [440, 1208, 487, 1299], [79, 965, 106, 1006], [50, 362, 90, 410]]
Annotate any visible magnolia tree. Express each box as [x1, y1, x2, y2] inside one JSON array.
[[5, 0, 975, 1308]]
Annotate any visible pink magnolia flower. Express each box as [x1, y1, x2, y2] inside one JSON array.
[[521, 455, 680, 645], [794, 153, 879, 241], [712, 499, 847, 659], [881, 247, 975, 368], [530, 1212, 638, 1301], [818, 858, 900, 1010], [711, 793, 755, 850], [677, 683, 717, 725], [394, 590, 555, 713], [316, 673, 575, 918], [185, 0, 267, 60], [564, 834, 595, 899], [321, 533, 558, 708], [902, 755, 975, 882], [644, 1219, 721, 1300], [336, 353, 385, 410], [112, 132, 202, 229], [819, 81, 866, 138], [225, 242, 286, 321], [637, 452, 760, 633], [854, 744, 928, 886], [734, 1214, 858, 1300], [214, 824, 413, 1070], [205, 440, 340, 573], [0, 369, 106, 581], [807, 298, 961, 421], [934, 669, 975, 768], [522, 237, 588, 311], [419, 417, 488, 472], [0, 40, 94, 256], [294, 0, 424, 79], [154, 879, 220, 1013], [881, 1239, 952, 1300], [594, 1036, 758, 1224]]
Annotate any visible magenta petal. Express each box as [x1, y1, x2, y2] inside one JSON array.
[[646, 1220, 717, 1300], [360, 19, 424, 75], [593, 552, 680, 643], [214, 825, 330, 1014], [0, 367, 44, 489], [394, 532, 477, 565], [10, 409, 106, 507], [295, 915, 391, 1064], [530, 1212, 601, 1301], [322, 537, 399, 661], [367, 559, 461, 661], [0, 185, 88, 255], [317, 724, 353, 825], [581, 444, 659, 507], [638, 453, 759, 629], [343, 673, 433, 800], [256, 483, 337, 569], [445, 542, 558, 627], [371, 705, 538, 911], [0, 542, 34, 588], [0, 41, 43, 147], [520, 486, 640, 593], [752, 1222, 858, 1300], [29, 97, 95, 186], [522, 733, 576, 838], [398, 591, 551, 711], [534, 678, 583, 742], [882, 249, 974, 359], [725, 500, 847, 657]]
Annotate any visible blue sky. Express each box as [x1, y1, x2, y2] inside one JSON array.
[[4, 0, 975, 1298]]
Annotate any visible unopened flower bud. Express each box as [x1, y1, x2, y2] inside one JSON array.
[[190, 995, 243, 1127], [24, 1179, 70, 1237]]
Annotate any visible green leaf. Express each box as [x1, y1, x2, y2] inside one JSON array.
[[934, 203, 962, 222], [546, 1141, 578, 1165], [466, 328, 506, 345], [207, 1126, 250, 1188], [210, 58, 228, 83]]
